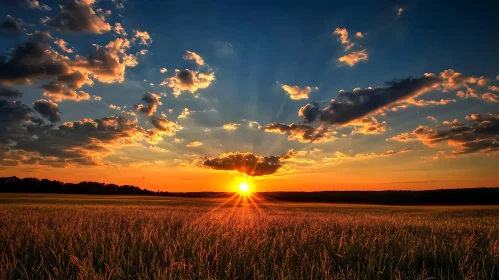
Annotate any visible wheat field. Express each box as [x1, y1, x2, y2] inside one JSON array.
[[0, 194, 498, 280]]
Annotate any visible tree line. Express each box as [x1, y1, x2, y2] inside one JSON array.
[[1, 176, 498, 205], [0, 176, 163, 195]]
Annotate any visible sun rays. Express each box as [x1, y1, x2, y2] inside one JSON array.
[[191, 179, 271, 224]]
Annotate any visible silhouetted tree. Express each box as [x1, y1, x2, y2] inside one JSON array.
[[1, 176, 498, 205]]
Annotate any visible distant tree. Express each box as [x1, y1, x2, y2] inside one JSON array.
[[0, 176, 161, 196]]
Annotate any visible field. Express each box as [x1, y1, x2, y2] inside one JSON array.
[[1, 194, 498, 279]]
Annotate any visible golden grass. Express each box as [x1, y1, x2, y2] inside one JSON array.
[[0, 194, 498, 279]]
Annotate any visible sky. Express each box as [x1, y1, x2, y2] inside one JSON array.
[[0, 0, 498, 192]]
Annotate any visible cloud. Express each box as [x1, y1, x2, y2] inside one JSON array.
[[390, 113, 499, 155], [333, 27, 368, 67], [299, 75, 441, 125], [201, 152, 284, 176], [186, 141, 203, 147], [223, 123, 240, 130], [0, 32, 70, 86], [1, 33, 136, 94], [177, 108, 190, 119], [46, 0, 111, 34], [0, 0, 50, 10], [481, 92, 498, 103], [33, 99, 60, 122], [247, 120, 261, 129], [427, 116, 437, 122], [161, 69, 215, 96], [41, 71, 93, 102], [150, 116, 179, 136], [15, 116, 145, 165], [41, 83, 90, 102], [160, 68, 167, 73], [456, 88, 479, 99], [379, 148, 411, 156], [280, 84, 318, 100], [338, 50, 368, 66], [432, 150, 453, 160], [397, 8, 404, 16], [0, 87, 23, 99], [133, 30, 152, 45], [439, 69, 487, 91], [183, 50, 205, 66], [456, 87, 498, 102], [0, 100, 34, 148], [489, 86, 499, 92], [54, 38, 73, 53], [442, 119, 462, 126], [349, 117, 386, 134], [324, 148, 411, 163], [134, 92, 161, 116], [0, 100, 152, 167], [263, 123, 336, 143], [404, 98, 456, 107], [71, 38, 138, 83], [113, 22, 127, 36], [109, 104, 121, 110], [387, 132, 417, 142], [333, 28, 354, 50], [0, 15, 22, 32], [384, 97, 456, 112]]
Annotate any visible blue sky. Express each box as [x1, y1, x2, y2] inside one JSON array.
[[0, 0, 498, 191]]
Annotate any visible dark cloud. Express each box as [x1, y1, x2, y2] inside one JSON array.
[[202, 152, 284, 176], [41, 81, 91, 101], [390, 113, 499, 155], [131, 92, 179, 140], [0, 31, 70, 86], [13, 115, 144, 166], [135, 92, 161, 116], [0, 0, 50, 10], [0, 100, 36, 147], [55, 71, 92, 89], [299, 75, 441, 125], [9, 117, 146, 166], [0, 15, 22, 32], [150, 116, 177, 134], [0, 87, 23, 99], [263, 123, 336, 143], [33, 99, 60, 122], [1, 34, 137, 99], [0, 99, 157, 166], [45, 0, 111, 34]]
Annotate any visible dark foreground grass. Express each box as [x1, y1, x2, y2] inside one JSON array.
[[0, 194, 498, 279]]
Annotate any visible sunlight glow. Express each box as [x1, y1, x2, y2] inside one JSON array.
[[238, 182, 251, 195]]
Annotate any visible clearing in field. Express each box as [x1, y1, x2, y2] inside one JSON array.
[[1, 193, 498, 279]]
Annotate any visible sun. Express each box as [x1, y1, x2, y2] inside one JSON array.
[[238, 182, 251, 195]]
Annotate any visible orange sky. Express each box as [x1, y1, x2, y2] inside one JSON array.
[[2, 155, 498, 192]]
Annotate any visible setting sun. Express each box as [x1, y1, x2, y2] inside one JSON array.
[[238, 182, 251, 194]]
